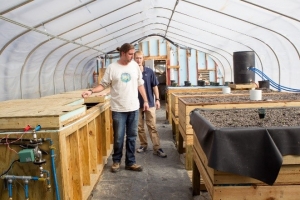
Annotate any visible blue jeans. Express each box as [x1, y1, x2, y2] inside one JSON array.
[[112, 110, 138, 166]]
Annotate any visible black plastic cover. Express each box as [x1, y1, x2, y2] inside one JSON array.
[[190, 108, 300, 185]]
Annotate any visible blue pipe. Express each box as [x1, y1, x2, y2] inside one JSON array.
[[249, 67, 300, 92], [42, 169, 51, 190], [252, 68, 298, 91], [8, 179, 12, 199], [44, 138, 61, 200], [24, 179, 29, 199], [2, 176, 44, 199]]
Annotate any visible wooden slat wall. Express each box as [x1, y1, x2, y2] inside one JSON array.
[[0, 98, 113, 200]]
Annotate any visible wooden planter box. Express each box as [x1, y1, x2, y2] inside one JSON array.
[[0, 95, 113, 200], [170, 90, 261, 144], [165, 86, 222, 124], [178, 93, 300, 170], [52, 87, 111, 104], [0, 98, 87, 130], [193, 135, 300, 199]]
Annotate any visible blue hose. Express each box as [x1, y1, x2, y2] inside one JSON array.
[[249, 67, 300, 92], [24, 181, 29, 199], [44, 138, 61, 200], [8, 179, 12, 198], [42, 169, 51, 189]]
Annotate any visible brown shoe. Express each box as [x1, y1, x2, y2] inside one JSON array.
[[125, 164, 143, 172], [111, 162, 120, 173]]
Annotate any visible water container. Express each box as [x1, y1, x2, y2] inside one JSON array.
[[258, 80, 270, 89], [197, 80, 205, 86], [233, 51, 255, 84]]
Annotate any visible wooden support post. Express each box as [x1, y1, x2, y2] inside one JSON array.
[[105, 109, 111, 153], [96, 115, 103, 164], [177, 46, 180, 84], [158, 40, 160, 56], [186, 49, 190, 81], [110, 110, 113, 145], [178, 131, 184, 154], [192, 160, 201, 196], [148, 41, 150, 56], [186, 144, 193, 170], [100, 111, 108, 156], [68, 131, 83, 200], [78, 125, 91, 186], [59, 135, 69, 200], [196, 51, 199, 80], [88, 120, 98, 174]]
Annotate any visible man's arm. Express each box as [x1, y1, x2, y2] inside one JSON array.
[[81, 84, 106, 98], [138, 85, 149, 111], [153, 85, 160, 109]]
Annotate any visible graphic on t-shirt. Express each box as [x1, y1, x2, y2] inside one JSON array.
[[121, 73, 131, 83]]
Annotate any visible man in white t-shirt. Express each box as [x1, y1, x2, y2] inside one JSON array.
[[82, 43, 149, 173]]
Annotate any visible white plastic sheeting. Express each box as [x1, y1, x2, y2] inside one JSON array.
[[1, 0, 300, 101]]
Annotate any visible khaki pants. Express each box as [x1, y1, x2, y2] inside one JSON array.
[[138, 107, 161, 152]]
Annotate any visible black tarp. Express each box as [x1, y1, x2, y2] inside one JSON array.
[[190, 108, 300, 185]]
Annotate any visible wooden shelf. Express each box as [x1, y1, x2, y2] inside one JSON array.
[[198, 70, 210, 81]]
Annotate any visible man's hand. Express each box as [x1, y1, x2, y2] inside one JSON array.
[[81, 90, 93, 98], [143, 102, 149, 111], [155, 100, 160, 110]]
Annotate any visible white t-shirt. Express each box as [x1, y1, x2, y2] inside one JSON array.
[[100, 60, 144, 112]]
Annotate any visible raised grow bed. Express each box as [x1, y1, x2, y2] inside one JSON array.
[[178, 92, 300, 170], [191, 107, 300, 200]]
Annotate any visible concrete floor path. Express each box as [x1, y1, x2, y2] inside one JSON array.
[[89, 101, 210, 200]]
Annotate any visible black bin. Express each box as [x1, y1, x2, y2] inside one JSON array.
[[258, 80, 270, 89], [233, 51, 255, 84]]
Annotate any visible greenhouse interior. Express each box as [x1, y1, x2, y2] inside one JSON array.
[[1, 0, 300, 200]]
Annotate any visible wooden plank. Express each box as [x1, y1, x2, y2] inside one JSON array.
[[84, 95, 111, 103], [167, 65, 180, 69], [105, 109, 111, 154], [101, 110, 108, 157], [68, 131, 83, 200], [166, 87, 222, 122], [192, 160, 201, 195], [88, 120, 98, 174], [0, 100, 112, 200], [59, 133, 70, 200], [213, 185, 300, 200], [186, 144, 193, 170], [84, 87, 111, 103], [144, 55, 167, 60], [193, 146, 214, 196], [195, 137, 300, 200], [0, 104, 86, 130], [95, 115, 103, 165], [79, 125, 91, 186], [229, 83, 257, 89]]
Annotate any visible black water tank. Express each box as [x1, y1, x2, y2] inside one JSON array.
[[233, 51, 255, 84]]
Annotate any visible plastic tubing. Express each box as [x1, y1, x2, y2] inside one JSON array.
[[24, 179, 29, 200], [8, 179, 12, 199], [42, 169, 51, 189], [2, 176, 44, 199], [44, 138, 60, 200], [249, 67, 300, 92]]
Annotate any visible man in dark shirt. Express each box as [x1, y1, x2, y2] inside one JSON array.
[[134, 51, 167, 158]]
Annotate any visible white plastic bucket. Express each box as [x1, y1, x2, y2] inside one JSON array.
[[250, 89, 262, 100], [222, 87, 231, 94]]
